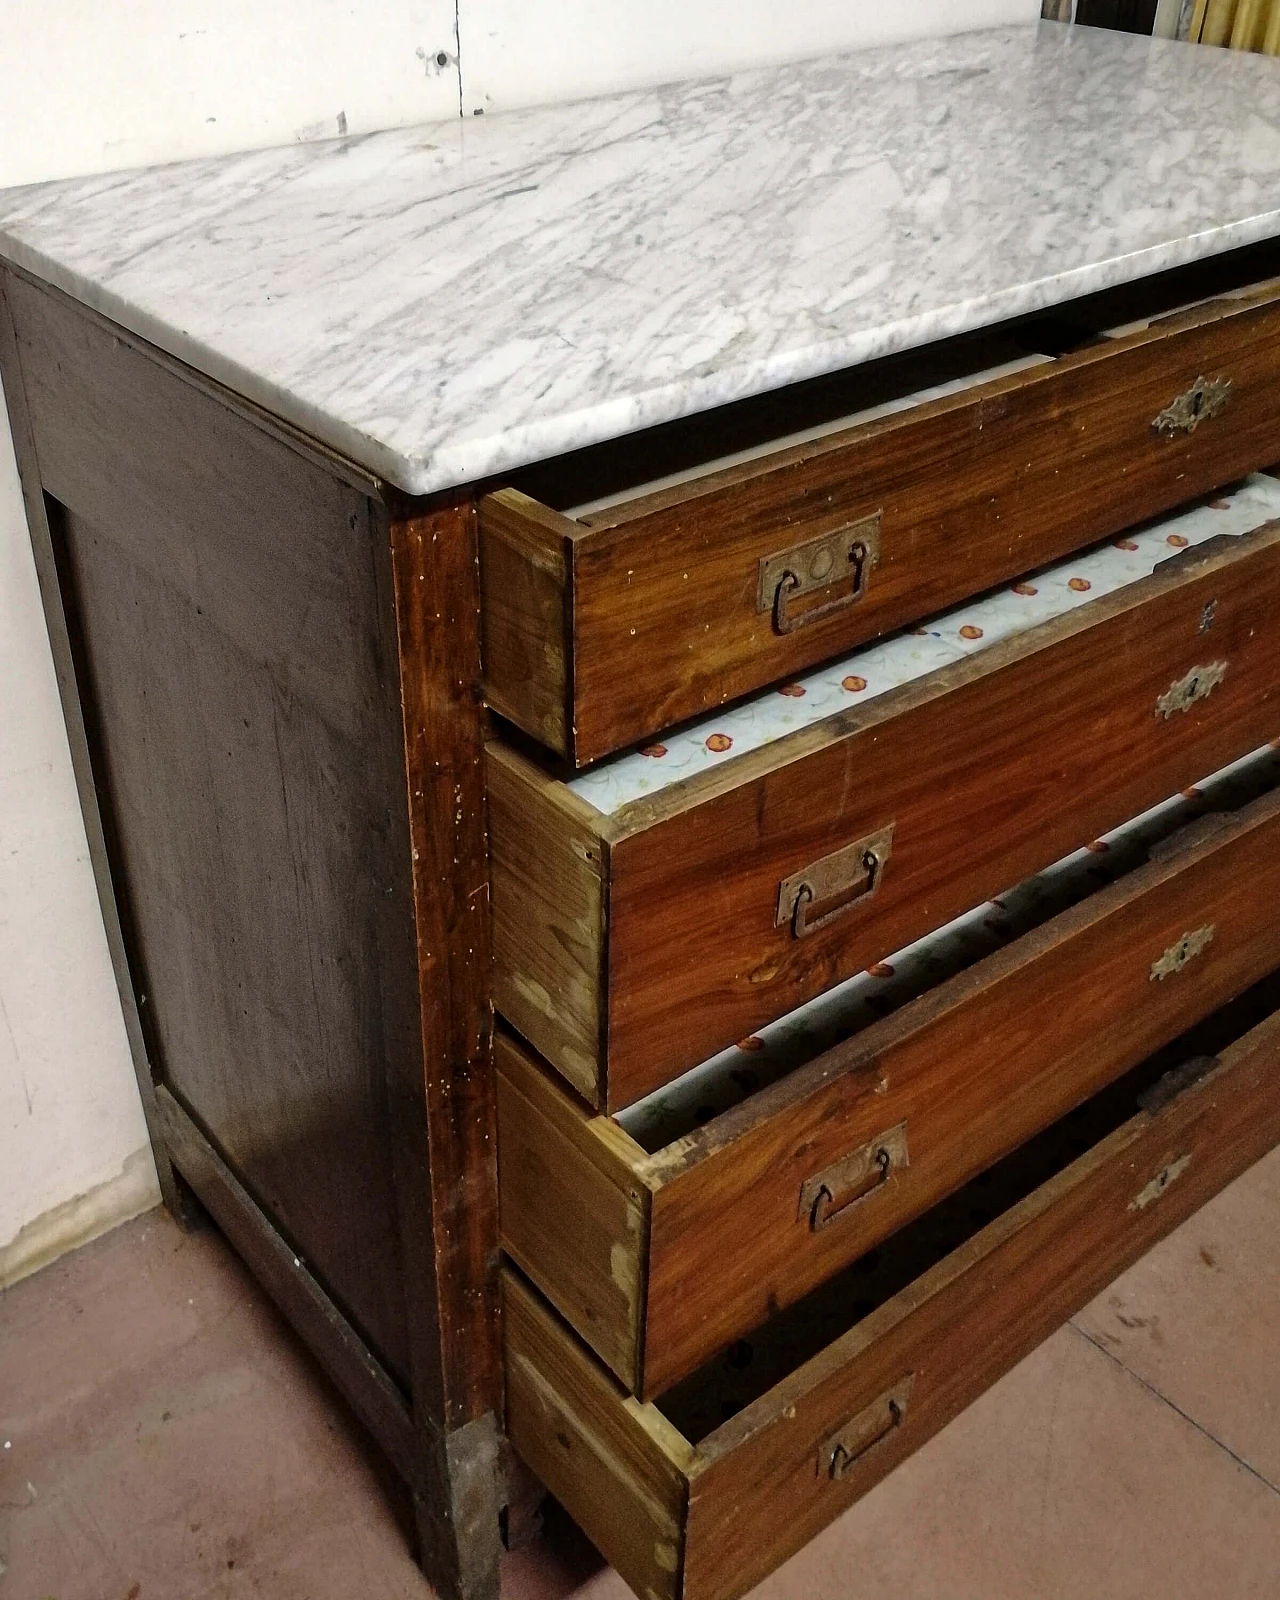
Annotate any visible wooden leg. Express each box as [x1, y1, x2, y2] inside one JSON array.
[[416, 1415, 503, 1600], [387, 496, 505, 1595], [165, 1166, 207, 1233]]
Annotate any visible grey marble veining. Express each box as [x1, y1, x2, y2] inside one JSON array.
[[5, 23, 1280, 494]]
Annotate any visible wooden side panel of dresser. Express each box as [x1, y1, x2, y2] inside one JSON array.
[[0, 266, 504, 1600], [4, 265, 421, 1378]]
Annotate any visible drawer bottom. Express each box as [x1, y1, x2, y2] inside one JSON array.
[[504, 972, 1280, 1600]]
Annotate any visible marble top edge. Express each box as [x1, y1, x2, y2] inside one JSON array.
[[5, 23, 1280, 494]]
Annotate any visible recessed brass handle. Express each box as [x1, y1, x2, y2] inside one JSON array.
[[758, 514, 882, 635], [821, 1376, 915, 1482], [799, 1122, 909, 1231], [776, 824, 895, 939], [1152, 375, 1231, 435]]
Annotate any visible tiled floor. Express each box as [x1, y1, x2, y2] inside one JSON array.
[[3, 1149, 1280, 1600]]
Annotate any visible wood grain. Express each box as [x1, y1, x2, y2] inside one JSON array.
[[507, 997, 1280, 1600], [0, 269, 186, 1219], [488, 740, 608, 1097], [487, 278, 1280, 764], [2, 268, 505, 1597], [497, 782, 1280, 1395], [496, 1031, 651, 1390], [387, 497, 501, 1445], [5, 267, 419, 1379], [478, 489, 574, 755], [155, 1085, 420, 1486], [681, 1007, 1280, 1600], [601, 526, 1280, 1105], [503, 1271, 692, 1600], [640, 781, 1280, 1394]]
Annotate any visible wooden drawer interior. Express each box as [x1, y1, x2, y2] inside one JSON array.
[[499, 744, 1280, 1396], [505, 972, 1280, 1600], [491, 499, 1280, 1110], [482, 241, 1280, 765]]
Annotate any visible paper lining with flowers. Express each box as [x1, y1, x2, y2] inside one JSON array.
[[570, 474, 1280, 818], [618, 740, 1280, 1152]]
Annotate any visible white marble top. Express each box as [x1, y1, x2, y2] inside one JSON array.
[[5, 23, 1280, 495]]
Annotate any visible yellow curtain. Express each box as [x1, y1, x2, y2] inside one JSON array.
[[1187, 0, 1280, 48], [1230, 0, 1265, 46], [1200, 0, 1238, 44]]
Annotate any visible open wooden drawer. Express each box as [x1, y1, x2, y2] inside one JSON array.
[[490, 506, 1280, 1111], [498, 750, 1280, 1396], [481, 251, 1280, 766], [504, 976, 1280, 1600]]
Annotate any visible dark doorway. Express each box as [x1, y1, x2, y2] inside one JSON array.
[[1074, 0, 1159, 30]]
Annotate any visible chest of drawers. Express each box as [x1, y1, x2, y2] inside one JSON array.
[[5, 22, 1280, 1600]]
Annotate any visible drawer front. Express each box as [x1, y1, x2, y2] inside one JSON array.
[[492, 526, 1280, 1110], [499, 780, 1280, 1397], [483, 282, 1280, 764], [505, 996, 1280, 1600]]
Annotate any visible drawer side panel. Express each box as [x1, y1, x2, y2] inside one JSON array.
[[497, 1033, 648, 1388], [479, 489, 573, 756], [489, 743, 607, 1102], [503, 1272, 690, 1600]]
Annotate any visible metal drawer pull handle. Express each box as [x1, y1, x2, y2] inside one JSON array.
[[758, 513, 882, 636], [777, 823, 895, 939], [822, 1376, 915, 1482], [1155, 661, 1227, 719], [799, 1122, 909, 1232], [1152, 375, 1231, 435]]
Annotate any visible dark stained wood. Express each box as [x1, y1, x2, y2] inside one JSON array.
[[485, 276, 1280, 764], [0, 269, 503, 1599], [491, 522, 1280, 1108], [386, 495, 504, 1597], [386, 496, 502, 1430], [0, 271, 189, 1218], [507, 994, 1280, 1600], [7, 266, 418, 1379], [498, 779, 1280, 1395], [154, 1085, 420, 1482]]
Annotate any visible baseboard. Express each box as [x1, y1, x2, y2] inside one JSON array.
[[0, 1145, 160, 1290]]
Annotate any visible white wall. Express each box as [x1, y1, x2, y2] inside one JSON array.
[[456, 0, 1039, 116], [0, 0, 1040, 1284], [0, 1, 461, 187], [0, 0, 461, 1284], [0, 386, 161, 1285]]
